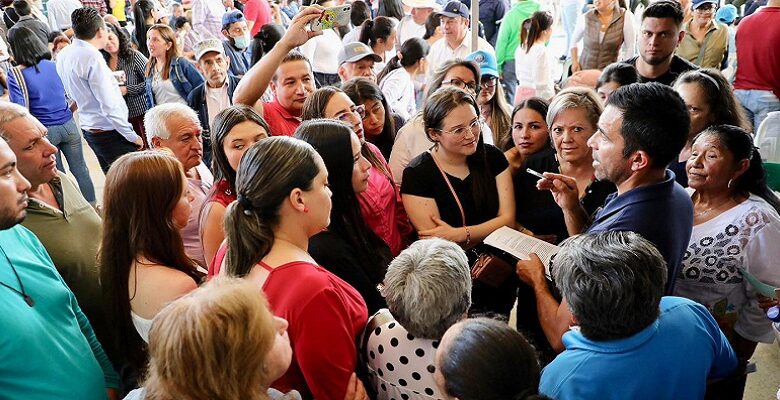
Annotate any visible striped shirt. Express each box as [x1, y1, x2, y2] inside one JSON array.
[[192, 0, 226, 40], [116, 49, 150, 118]]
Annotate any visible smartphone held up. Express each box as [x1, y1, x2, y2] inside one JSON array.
[[307, 4, 351, 32]]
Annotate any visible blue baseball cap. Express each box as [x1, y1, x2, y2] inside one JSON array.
[[466, 50, 498, 78], [716, 4, 738, 23], [691, 0, 718, 9], [439, 1, 469, 19], [222, 10, 245, 30]]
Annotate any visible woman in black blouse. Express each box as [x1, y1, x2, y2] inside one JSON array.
[[102, 24, 150, 146], [295, 119, 392, 315], [401, 86, 515, 317], [514, 87, 616, 364]]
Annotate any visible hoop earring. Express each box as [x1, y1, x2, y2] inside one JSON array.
[[727, 179, 733, 189]]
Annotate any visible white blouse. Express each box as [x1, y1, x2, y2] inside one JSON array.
[[675, 194, 780, 343], [514, 43, 555, 100], [298, 29, 342, 74]]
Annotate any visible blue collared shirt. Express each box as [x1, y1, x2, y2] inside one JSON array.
[[56, 38, 139, 143], [587, 170, 694, 293]]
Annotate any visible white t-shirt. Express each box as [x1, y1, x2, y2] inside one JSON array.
[[515, 42, 555, 100], [298, 29, 342, 74], [205, 82, 231, 128], [151, 73, 187, 105], [396, 15, 427, 45], [426, 33, 495, 80], [380, 67, 417, 121]]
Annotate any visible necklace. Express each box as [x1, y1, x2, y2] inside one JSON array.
[[0, 245, 35, 307], [693, 196, 735, 218]]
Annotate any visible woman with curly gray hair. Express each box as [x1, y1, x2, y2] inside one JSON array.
[[361, 238, 471, 400]]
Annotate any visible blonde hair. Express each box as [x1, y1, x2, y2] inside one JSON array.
[[142, 277, 277, 400]]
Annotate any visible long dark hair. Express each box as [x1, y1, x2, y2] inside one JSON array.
[[439, 318, 548, 400], [674, 69, 751, 134], [301, 86, 392, 180], [133, 0, 155, 57], [424, 87, 499, 214], [224, 137, 321, 277], [508, 97, 550, 148], [695, 125, 780, 214], [101, 23, 134, 64], [98, 151, 201, 370], [520, 11, 553, 53], [250, 23, 284, 66], [295, 119, 391, 284], [378, 0, 403, 20], [358, 16, 395, 49], [597, 62, 639, 89], [210, 105, 272, 193], [423, 11, 440, 40], [342, 77, 396, 160], [377, 37, 429, 84], [9, 26, 50, 70]]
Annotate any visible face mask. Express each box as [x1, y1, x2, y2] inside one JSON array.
[[233, 34, 250, 50]]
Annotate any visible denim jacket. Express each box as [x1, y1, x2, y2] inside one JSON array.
[[144, 56, 205, 108]]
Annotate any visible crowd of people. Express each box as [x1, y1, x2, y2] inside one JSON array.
[[0, 0, 778, 398]]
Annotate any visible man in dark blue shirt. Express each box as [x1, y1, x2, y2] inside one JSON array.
[[515, 82, 693, 352]]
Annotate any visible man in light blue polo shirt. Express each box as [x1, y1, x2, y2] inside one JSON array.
[[0, 137, 120, 400], [538, 232, 736, 400], [515, 82, 693, 352]]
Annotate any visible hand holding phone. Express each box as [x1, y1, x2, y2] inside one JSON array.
[[308, 4, 351, 32]]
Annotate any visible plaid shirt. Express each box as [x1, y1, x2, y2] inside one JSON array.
[[80, 0, 107, 16], [191, 0, 225, 40]]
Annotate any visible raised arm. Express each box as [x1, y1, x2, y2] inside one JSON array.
[[233, 5, 323, 108]]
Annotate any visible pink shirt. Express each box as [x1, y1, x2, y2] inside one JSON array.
[[358, 142, 413, 256], [243, 0, 272, 36]]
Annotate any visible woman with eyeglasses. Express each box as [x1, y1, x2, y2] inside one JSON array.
[[467, 50, 513, 151], [676, 0, 728, 69], [672, 69, 750, 187], [389, 58, 495, 185], [302, 86, 412, 257], [515, 11, 555, 104], [512, 88, 615, 363], [401, 86, 516, 317]]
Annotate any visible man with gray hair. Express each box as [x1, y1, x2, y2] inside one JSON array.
[[361, 238, 470, 400], [0, 102, 115, 363], [145, 103, 214, 267], [538, 231, 737, 400]]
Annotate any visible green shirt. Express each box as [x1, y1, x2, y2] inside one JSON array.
[[495, 0, 541, 70], [20, 172, 113, 360], [677, 20, 729, 69], [0, 225, 119, 399]]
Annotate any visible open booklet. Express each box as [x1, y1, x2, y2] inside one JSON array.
[[483, 226, 560, 278]]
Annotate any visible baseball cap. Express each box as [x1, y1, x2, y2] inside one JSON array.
[[222, 9, 245, 29], [338, 42, 383, 65], [716, 4, 738, 23], [439, 1, 469, 19], [466, 50, 498, 78], [691, 0, 718, 9], [402, 0, 442, 10], [195, 38, 224, 61]]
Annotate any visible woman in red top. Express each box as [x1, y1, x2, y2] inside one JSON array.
[[201, 105, 271, 273], [214, 136, 369, 400], [301, 86, 413, 256]]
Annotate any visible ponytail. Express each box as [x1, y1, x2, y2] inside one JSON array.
[[224, 201, 276, 278], [358, 19, 374, 45], [221, 137, 321, 278], [358, 16, 396, 47], [376, 37, 429, 84], [520, 11, 553, 53]]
